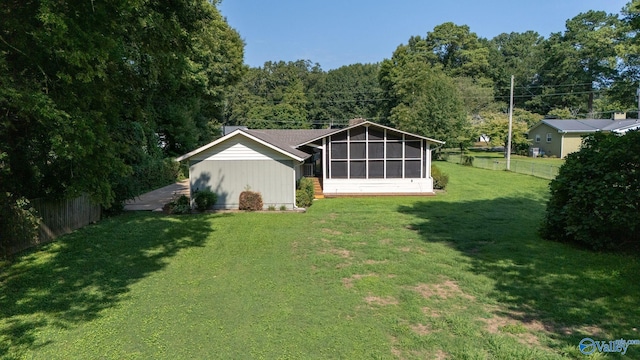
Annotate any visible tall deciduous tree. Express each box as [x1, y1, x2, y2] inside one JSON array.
[[312, 63, 382, 124], [0, 0, 244, 207], [532, 11, 621, 116], [379, 44, 467, 144], [425, 22, 491, 80], [486, 31, 546, 109]]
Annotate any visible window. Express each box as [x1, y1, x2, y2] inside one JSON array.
[[331, 161, 347, 178], [535, 134, 541, 143], [368, 161, 384, 178], [349, 142, 366, 159], [331, 143, 347, 159], [386, 160, 403, 178], [405, 141, 421, 158], [546, 133, 552, 142], [368, 142, 384, 159], [350, 161, 366, 178]]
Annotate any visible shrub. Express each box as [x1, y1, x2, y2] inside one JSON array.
[[296, 189, 312, 208], [164, 194, 191, 214], [279, 205, 287, 211], [267, 205, 276, 211], [431, 164, 449, 190], [461, 155, 474, 166], [193, 190, 217, 212], [239, 191, 263, 211], [541, 131, 640, 252], [296, 177, 315, 208], [0, 193, 40, 257]]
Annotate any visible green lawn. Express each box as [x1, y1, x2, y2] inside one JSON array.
[[2, 162, 639, 359], [444, 150, 565, 179]]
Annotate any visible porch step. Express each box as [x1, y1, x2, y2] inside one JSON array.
[[308, 177, 324, 199]]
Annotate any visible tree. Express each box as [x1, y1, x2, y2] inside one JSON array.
[[379, 48, 467, 144], [225, 60, 321, 129], [486, 31, 545, 109], [542, 130, 640, 251], [531, 11, 621, 116], [477, 110, 532, 154], [312, 63, 382, 124], [610, 0, 640, 117], [0, 0, 244, 208], [425, 22, 491, 80]]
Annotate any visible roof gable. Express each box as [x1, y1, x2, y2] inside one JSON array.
[[175, 130, 310, 162], [297, 121, 445, 146]]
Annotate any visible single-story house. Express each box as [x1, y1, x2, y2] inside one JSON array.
[[175, 121, 445, 209], [527, 118, 640, 158]]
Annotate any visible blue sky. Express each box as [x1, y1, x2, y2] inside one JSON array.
[[218, 0, 629, 70]]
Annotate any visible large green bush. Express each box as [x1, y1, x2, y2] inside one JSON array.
[[0, 193, 40, 257], [541, 131, 640, 251]]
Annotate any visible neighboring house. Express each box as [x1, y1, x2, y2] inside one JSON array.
[[527, 119, 640, 158], [175, 121, 445, 209]]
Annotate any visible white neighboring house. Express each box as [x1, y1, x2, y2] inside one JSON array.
[[175, 121, 445, 209]]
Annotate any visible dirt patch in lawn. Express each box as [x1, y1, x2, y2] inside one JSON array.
[[412, 280, 475, 301], [410, 323, 432, 336], [364, 295, 398, 306], [422, 307, 441, 318], [482, 307, 605, 345], [319, 246, 352, 259], [322, 228, 342, 236], [363, 259, 388, 265], [342, 273, 378, 289]]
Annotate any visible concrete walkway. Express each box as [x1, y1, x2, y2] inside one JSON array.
[[124, 179, 190, 211]]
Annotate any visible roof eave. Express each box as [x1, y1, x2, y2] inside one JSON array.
[[175, 130, 307, 162]]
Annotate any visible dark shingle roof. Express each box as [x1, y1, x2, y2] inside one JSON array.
[[244, 129, 338, 159]]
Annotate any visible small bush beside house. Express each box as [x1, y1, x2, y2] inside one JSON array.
[[541, 130, 640, 252], [431, 164, 449, 190], [239, 191, 263, 211], [164, 195, 191, 215], [193, 190, 217, 212], [296, 178, 315, 208]]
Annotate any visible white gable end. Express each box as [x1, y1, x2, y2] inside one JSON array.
[[192, 136, 292, 161]]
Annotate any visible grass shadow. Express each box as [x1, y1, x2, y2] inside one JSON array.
[[0, 212, 227, 357], [398, 197, 640, 355]]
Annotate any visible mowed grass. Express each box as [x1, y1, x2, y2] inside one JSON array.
[[2, 162, 639, 359]]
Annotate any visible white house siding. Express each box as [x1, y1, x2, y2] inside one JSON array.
[[323, 178, 434, 194], [192, 136, 292, 161]]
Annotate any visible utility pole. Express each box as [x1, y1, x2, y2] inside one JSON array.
[[507, 75, 514, 171]]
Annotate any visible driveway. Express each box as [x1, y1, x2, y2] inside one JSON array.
[[124, 179, 190, 211]]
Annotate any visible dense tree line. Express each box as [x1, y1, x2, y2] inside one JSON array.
[[226, 1, 640, 150], [1, 1, 244, 210]]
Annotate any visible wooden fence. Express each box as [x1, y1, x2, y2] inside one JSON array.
[[5, 194, 101, 255]]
